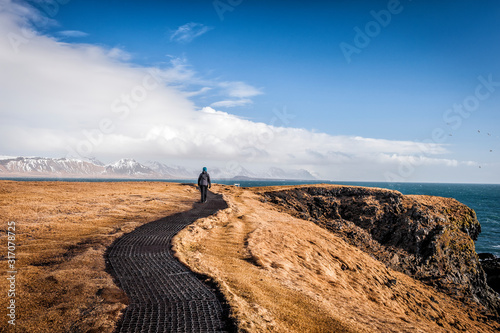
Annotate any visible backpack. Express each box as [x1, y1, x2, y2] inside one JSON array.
[[199, 172, 209, 186]]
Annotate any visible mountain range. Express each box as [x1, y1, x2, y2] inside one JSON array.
[[0, 156, 317, 181]]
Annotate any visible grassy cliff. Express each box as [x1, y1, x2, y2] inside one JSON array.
[[175, 184, 500, 332]]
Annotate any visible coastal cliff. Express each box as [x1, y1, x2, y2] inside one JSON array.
[[174, 184, 500, 331], [263, 185, 500, 318]]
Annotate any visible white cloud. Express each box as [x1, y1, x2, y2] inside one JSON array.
[[184, 86, 212, 97], [210, 81, 263, 108], [210, 99, 252, 108], [150, 57, 262, 107], [106, 47, 131, 61], [219, 81, 263, 98], [376, 154, 471, 167], [0, 1, 490, 182], [57, 30, 89, 38], [169, 22, 212, 43], [0, 0, 57, 30]]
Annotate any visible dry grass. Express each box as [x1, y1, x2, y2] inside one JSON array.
[[0, 180, 198, 333], [1, 181, 499, 332], [174, 184, 500, 332]]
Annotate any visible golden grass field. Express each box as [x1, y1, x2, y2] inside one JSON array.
[[0, 180, 199, 333], [1, 181, 499, 332], [174, 184, 500, 333]]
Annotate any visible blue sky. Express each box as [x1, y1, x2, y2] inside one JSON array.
[[1, 0, 499, 182]]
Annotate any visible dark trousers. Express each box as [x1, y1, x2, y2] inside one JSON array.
[[200, 185, 208, 203]]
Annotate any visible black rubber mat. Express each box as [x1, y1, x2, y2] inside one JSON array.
[[106, 190, 230, 332]]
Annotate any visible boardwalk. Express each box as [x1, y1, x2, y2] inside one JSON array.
[[106, 190, 229, 333]]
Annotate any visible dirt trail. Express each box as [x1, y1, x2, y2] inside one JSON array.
[[106, 190, 230, 333]]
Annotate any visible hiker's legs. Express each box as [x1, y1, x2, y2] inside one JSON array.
[[200, 185, 207, 202]]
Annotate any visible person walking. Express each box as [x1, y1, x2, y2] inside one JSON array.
[[197, 167, 211, 203]]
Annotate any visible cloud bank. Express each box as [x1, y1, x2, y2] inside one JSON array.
[[0, 1, 482, 182]]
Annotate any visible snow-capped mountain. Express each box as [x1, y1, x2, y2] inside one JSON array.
[[265, 167, 316, 180], [0, 157, 105, 176], [0, 156, 318, 180], [104, 159, 156, 176], [146, 161, 196, 179], [208, 165, 257, 180]]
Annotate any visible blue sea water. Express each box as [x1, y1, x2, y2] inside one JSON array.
[[1, 178, 499, 257]]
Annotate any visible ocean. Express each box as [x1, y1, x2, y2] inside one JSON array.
[[2, 178, 499, 257]]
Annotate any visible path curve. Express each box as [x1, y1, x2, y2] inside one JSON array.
[[106, 189, 229, 333]]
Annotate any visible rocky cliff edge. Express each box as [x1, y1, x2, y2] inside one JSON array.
[[262, 184, 500, 318]]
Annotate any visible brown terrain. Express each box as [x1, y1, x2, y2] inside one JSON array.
[[0, 181, 199, 333], [174, 184, 500, 332], [1, 181, 499, 332]]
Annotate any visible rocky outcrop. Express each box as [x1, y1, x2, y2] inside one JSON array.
[[263, 185, 500, 318], [480, 254, 500, 294]]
